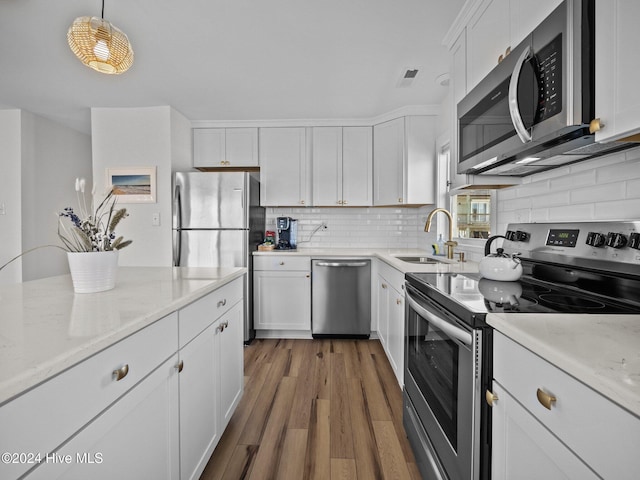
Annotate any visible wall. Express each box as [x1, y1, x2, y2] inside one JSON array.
[[20, 112, 93, 281], [91, 106, 191, 267], [0, 110, 23, 284], [266, 206, 439, 250], [0, 110, 92, 284]]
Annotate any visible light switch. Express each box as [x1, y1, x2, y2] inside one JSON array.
[[0, 203, 5, 215], [152, 212, 160, 226]]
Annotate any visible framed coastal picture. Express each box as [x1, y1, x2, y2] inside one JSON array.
[[106, 167, 156, 203]]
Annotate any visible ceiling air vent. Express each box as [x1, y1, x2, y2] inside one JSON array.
[[396, 67, 420, 88]]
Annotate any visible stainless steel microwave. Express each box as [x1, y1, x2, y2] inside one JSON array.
[[457, 0, 630, 176]]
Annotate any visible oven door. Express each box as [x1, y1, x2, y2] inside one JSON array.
[[404, 284, 481, 480]]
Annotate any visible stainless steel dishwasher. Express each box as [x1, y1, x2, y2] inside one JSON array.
[[311, 259, 371, 338]]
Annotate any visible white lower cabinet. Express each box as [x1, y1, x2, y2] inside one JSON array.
[[178, 280, 244, 480], [490, 380, 598, 480], [375, 260, 405, 387], [6, 279, 245, 480], [179, 322, 220, 480], [490, 332, 640, 480], [253, 256, 311, 331], [27, 355, 180, 480]]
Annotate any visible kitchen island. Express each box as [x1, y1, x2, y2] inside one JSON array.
[[0, 266, 245, 480]]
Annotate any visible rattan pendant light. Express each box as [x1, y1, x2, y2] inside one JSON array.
[[67, 0, 133, 74]]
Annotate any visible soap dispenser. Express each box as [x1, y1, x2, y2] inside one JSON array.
[[437, 234, 445, 256]]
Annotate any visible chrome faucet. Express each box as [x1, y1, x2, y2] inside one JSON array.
[[424, 208, 458, 260]]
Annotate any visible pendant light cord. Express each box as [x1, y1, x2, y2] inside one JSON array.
[[101, 0, 105, 19]]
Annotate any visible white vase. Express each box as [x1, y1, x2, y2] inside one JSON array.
[[67, 250, 119, 293]]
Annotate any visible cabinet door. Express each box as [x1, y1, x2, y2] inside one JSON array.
[[27, 356, 180, 480], [467, 0, 510, 91], [387, 286, 404, 387], [342, 126, 373, 206], [509, 0, 562, 47], [595, 0, 640, 142], [193, 128, 225, 167], [376, 275, 390, 348], [254, 270, 311, 330], [225, 128, 259, 166], [217, 302, 244, 430], [259, 128, 309, 206], [179, 323, 219, 480], [312, 127, 343, 206], [491, 381, 599, 480], [373, 118, 404, 205]]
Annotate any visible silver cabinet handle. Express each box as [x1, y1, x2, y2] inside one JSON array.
[[217, 299, 227, 308], [113, 364, 129, 381], [508, 45, 533, 143], [176, 360, 184, 373], [217, 321, 229, 333]]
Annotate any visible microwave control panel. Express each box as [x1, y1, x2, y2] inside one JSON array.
[[534, 34, 563, 122]]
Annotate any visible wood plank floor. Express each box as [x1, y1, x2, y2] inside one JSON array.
[[199, 338, 421, 480]]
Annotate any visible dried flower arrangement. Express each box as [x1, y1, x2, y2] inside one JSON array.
[[58, 177, 132, 252]]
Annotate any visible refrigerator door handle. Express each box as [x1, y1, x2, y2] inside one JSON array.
[[173, 184, 182, 266]]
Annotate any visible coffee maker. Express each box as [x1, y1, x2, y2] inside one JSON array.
[[276, 217, 297, 250]]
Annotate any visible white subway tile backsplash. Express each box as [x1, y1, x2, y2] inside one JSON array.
[[497, 150, 640, 226], [570, 182, 626, 205], [266, 206, 428, 249], [594, 200, 640, 220], [548, 203, 594, 221]]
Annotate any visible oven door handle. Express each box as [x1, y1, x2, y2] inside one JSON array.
[[406, 291, 473, 347]]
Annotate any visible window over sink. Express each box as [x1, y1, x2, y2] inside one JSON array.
[[438, 142, 495, 242]]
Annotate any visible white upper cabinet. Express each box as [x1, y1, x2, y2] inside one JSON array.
[[342, 126, 373, 206], [373, 116, 435, 206], [312, 126, 372, 207], [193, 127, 258, 168], [509, 0, 562, 47], [466, 0, 510, 92], [595, 0, 640, 142], [466, 0, 562, 93], [259, 127, 310, 206]]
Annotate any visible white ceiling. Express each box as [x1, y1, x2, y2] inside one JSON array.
[[0, 0, 464, 134]]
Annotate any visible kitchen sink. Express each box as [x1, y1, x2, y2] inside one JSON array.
[[393, 256, 444, 264]]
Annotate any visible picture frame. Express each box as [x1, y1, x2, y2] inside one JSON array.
[[106, 167, 156, 204]]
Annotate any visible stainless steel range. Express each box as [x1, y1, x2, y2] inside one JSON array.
[[403, 221, 640, 480]]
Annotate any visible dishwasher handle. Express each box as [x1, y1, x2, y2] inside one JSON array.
[[315, 261, 369, 268]]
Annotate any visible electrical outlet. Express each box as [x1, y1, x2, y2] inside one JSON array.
[[152, 212, 161, 226]]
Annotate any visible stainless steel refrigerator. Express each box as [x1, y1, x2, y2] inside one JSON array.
[[173, 171, 265, 343]]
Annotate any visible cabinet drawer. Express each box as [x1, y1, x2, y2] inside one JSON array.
[[253, 255, 310, 271], [179, 277, 243, 348], [0, 313, 178, 480], [377, 259, 405, 293], [493, 332, 640, 479]]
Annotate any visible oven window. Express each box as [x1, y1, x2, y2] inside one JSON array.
[[407, 308, 459, 449]]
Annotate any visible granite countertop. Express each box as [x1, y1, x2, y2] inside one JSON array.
[[253, 247, 481, 274], [488, 313, 640, 418], [0, 266, 245, 405]]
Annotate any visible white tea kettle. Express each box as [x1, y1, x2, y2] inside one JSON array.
[[479, 235, 523, 281]]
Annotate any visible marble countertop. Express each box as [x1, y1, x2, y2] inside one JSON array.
[[0, 266, 245, 405], [253, 247, 481, 274], [488, 313, 640, 418]]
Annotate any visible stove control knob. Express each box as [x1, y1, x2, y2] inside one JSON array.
[[606, 232, 628, 249], [514, 230, 530, 242], [586, 232, 606, 247], [629, 232, 640, 250]]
